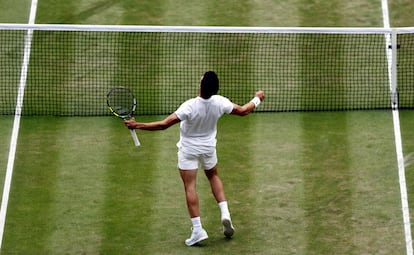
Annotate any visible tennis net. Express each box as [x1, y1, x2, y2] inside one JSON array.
[[0, 24, 413, 116]]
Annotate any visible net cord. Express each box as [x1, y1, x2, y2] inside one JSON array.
[[0, 23, 413, 34]]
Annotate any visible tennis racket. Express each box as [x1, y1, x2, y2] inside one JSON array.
[[107, 86, 141, 147]]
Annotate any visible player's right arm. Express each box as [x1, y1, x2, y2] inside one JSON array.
[[124, 113, 181, 131], [231, 91, 265, 116]]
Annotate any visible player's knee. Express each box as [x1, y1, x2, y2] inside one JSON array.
[[204, 166, 218, 178]]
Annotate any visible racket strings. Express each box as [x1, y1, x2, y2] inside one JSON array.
[[107, 87, 136, 117]]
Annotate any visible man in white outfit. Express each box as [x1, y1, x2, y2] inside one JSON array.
[[124, 71, 265, 246]]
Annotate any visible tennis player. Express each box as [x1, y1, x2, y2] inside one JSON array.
[[124, 71, 264, 246]]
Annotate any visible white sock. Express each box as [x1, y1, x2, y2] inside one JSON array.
[[218, 201, 230, 218], [191, 217, 202, 231]]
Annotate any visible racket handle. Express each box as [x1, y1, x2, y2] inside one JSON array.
[[129, 129, 141, 147]]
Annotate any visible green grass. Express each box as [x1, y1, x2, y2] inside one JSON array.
[[400, 110, 414, 228], [389, 0, 414, 27], [0, 117, 13, 202], [0, 112, 406, 255], [0, 0, 31, 23], [34, 0, 387, 27], [1, 0, 414, 254]]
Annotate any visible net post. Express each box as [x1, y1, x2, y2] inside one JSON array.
[[391, 29, 398, 109]]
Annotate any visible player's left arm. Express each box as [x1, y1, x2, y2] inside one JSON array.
[[231, 90, 265, 116], [124, 113, 181, 131]]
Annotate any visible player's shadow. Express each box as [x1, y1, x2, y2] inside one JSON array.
[[189, 236, 233, 248]]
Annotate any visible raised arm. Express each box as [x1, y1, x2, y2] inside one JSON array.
[[124, 113, 181, 131], [231, 91, 265, 116]]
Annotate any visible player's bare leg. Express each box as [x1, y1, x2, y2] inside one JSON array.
[[180, 169, 200, 217], [179, 169, 208, 246], [205, 165, 235, 237]]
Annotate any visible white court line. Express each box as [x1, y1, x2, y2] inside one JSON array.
[[381, 1, 413, 254], [0, 0, 38, 249]]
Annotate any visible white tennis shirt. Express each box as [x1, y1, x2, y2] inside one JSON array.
[[175, 95, 234, 154]]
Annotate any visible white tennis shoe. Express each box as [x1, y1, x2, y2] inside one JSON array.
[[221, 217, 234, 237], [185, 228, 208, 246]]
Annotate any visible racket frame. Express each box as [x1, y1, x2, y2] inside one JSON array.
[[107, 86, 141, 147]]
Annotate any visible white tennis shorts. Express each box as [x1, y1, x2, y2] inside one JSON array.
[[177, 150, 217, 170]]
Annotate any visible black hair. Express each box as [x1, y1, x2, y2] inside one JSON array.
[[200, 71, 219, 99]]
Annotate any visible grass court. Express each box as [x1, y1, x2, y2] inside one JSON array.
[[0, 0, 414, 254]]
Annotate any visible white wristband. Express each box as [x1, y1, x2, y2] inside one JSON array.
[[250, 96, 261, 107]]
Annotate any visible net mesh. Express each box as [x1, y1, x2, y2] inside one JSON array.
[[0, 25, 413, 116], [398, 33, 414, 108]]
